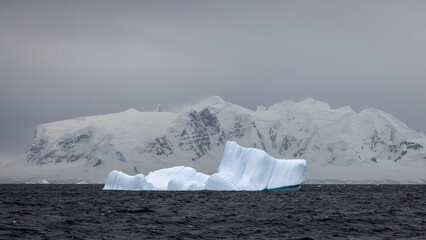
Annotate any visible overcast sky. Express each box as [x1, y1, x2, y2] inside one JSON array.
[[1, 0, 426, 154]]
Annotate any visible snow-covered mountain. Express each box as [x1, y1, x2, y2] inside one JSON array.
[[6, 96, 426, 183]]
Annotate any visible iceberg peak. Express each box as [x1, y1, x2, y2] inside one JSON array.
[[207, 141, 307, 190]]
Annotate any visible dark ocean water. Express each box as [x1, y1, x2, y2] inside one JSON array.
[[0, 184, 425, 239]]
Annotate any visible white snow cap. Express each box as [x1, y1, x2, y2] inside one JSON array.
[[103, 141, 307, 191]]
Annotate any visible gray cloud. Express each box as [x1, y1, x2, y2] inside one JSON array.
[[1, 0, 426, 153]]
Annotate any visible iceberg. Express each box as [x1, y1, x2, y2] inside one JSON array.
[[26, 179, 50, 184], [103, 170, 154, 190], [103, 141, 307, 191], [205, 142, 306, 190]]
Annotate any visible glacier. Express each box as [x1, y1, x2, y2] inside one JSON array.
[[103, 141, 307, 191]]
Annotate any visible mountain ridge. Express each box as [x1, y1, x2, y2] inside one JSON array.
[[2, 96, 425, 183]]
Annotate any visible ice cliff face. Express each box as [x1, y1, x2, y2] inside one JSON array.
[[26, 96, 426, 178]]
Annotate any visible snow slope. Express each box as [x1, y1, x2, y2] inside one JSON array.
[[2, 96, 425, 183]]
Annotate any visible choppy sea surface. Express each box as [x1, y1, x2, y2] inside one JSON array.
[[0, 184, 425, 239]]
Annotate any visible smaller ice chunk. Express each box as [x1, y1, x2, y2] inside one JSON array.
[[203, 174, 235, 190], [146, 166, 209, 190], [168, 179, 205, 191], [103, 170, 153, 190], [26, 179, 49, 184]]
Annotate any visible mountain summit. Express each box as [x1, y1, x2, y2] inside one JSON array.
[[16, 97, 426, 183]]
